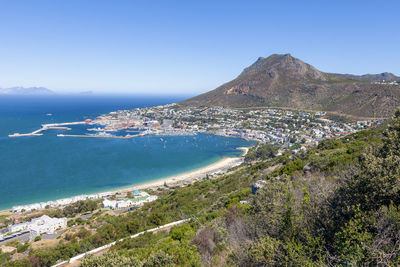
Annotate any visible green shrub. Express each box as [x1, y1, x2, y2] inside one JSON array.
[[16, 243, 29, 253]]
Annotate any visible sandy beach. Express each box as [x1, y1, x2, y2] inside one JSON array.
[[0, 147, 250, 214], [114, 157, 241, 193], [112, 146, 249, 193]]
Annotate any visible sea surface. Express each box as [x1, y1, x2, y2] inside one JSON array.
[[0, 95, 254, 210]]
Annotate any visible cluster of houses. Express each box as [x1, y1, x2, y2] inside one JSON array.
[[11, 190, 159, 215], [12, 192, 113, 213], [2, 190, 159, 243], [94, 106, 176, 132], [3, 215, 67, 241], [102, 190, 158, 210], [371, 80, 399, 85], [214, 128, 289, 143], [93, 104, 381, 150]]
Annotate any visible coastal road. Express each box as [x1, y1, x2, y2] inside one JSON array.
[[52, 219, 191, 267]]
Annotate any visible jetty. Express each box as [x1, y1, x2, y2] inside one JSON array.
[[8, 121, 86, 138], [8, 133, 43, 137], [57, 132, 149, 139]]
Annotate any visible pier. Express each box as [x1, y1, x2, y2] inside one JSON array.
[[8, 120, 195, 139], [8, 133, 43, 137], [8, 122, 86, 138], [57, 132, 149, 139], [47, 127, 71, 130]]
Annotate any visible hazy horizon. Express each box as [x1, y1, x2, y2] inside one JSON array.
[[0, 0, 399, 94]]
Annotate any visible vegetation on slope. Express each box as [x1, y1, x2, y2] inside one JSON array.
[[5, 109, 400, 266], [181, 54, 400, 118]]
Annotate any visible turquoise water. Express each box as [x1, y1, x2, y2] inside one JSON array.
[[0, 95, 254, 210]]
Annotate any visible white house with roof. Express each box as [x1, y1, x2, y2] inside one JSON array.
[[102, 199, 117, 209], [7, 222, 30, 233], [29, 215, 67, 234], [7, 215, 67, 240]]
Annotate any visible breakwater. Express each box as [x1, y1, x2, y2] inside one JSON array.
[[8, 122, 86, 138]]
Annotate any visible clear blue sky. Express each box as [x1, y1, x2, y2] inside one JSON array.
[[0, 0, 399, 94]]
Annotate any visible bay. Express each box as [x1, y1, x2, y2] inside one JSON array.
[[0, 95, 254, 210]]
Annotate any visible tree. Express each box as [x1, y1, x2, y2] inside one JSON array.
[[143, 251, 174, 267], [354, 108, 400, 210], [334, 207, 372, 265], [245, 144, 276, 162], [81, 252, 142, 267], [170, 224, 193, 241]]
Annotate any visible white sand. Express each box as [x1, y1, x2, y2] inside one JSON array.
[[113, 147, 249, 193], [0, 147, 250, 213]]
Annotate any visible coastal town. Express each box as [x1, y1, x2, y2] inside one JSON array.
[[0, 190, 158, 245], [2, 104, 383, 264], [2, 0, 400, 264], [9, 104, 382, 154], [93, 104, 382, 153]]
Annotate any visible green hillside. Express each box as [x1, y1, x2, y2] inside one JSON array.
[[4, 107, 400, 266]]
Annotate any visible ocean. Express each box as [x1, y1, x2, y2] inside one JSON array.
[[0, 95, 254, 210]]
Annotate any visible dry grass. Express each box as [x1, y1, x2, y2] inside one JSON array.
[[31, 239, 59, 250], [0, 245, 16, 253]]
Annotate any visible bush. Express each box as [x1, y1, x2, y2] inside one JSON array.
[[278, 159, 304, 176], [4, 258, 32, 267], [245, 144, 276, 162], [16, 243, 29, 253], [75, 228, 91, 239], [0, 249, 12, 265], [170, 224, 193, 241], [81, 252, 142, 267], [318, 138, 342, 150]]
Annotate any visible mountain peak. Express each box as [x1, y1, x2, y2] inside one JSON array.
[[280, 53, 292, 58], [241, 53, 326, 81], [181, 53, 400, 118]]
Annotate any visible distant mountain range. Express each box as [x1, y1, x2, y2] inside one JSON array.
[[181, 54, 400, 118], [0, 86, 54, 95]]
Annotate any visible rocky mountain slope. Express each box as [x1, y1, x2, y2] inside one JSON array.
[[181, 54, 400, 118]]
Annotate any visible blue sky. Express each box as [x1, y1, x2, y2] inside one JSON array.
[[0, 0, 399, 94]]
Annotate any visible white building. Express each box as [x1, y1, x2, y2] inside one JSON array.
[[29, 215, 67, 235], [116, 200, 132, 209], [12, 192, 113, 213], [7, 222, 29, 233], [102, 199, 117, 209], [102, 193, 157, 209], [7, 215, 67, 240]]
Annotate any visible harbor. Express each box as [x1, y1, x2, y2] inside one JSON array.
[[8, 118, 201, 139], [57, 132, 149, 139], [8, 121, 88, 138]]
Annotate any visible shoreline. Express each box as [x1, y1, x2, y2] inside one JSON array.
[[109, 146, 248, 194], [0, 147, 250, 215], [111, 153, 245, 194]]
